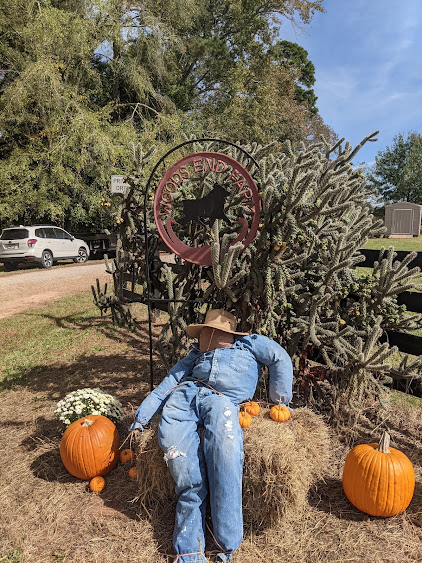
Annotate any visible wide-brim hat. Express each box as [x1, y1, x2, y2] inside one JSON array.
[[186, 308, 249, 339]]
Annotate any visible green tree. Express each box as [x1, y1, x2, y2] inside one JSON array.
[[367, 132, 422, 204], [0, 4, 130, 230], [0, 0, 329, 230], [270, 40, 318, 114]]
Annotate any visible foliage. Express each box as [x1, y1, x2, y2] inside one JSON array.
[[367, 132, 422, 205], [270, 40, 318, 114], [0, 0, 330, 230], [98, 134, 422, 412]]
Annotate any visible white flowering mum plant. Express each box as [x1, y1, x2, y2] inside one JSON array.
[[55, 388, 124, 426]]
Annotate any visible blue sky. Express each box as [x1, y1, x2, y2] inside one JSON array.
[[280, 0, 422, 166]]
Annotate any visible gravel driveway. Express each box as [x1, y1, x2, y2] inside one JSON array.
[[0, 262, 111, 320]]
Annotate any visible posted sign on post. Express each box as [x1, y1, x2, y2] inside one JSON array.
[[111, 175, 130, 194]]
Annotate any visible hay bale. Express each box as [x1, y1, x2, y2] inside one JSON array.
[[134, 407, 332, 527]]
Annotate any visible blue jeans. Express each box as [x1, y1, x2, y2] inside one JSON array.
[[158, 382, 243, 563]]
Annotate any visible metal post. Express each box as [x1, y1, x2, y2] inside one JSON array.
[[141, 138, 260, 392]]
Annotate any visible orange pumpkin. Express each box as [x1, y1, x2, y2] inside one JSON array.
[[119, 449, 134, 464], [89, 476, 106, 493], [244, 401, 260, 416], [129, 466, 138, 479], [269, 404, 290, 422], [60, 415, 119, 480], [238, 410, 252, 428], [342, 431, 415, 517]]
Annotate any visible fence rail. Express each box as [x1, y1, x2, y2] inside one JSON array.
[[120, 252, 422, 355], [357, 249, 422, 356], [359, 248, 422, 269]]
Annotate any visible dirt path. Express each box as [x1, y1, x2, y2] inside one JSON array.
[[0, 262, 110, 320]]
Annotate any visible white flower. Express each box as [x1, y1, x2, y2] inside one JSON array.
[[55, 387, 124, 426]]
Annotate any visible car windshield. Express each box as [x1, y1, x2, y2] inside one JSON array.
[[0, 229, 29, 240]]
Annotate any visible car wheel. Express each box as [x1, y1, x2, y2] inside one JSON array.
[[3, 262, 18, 271], [41, 250, 53, 268], [74, 247, 88, 263]]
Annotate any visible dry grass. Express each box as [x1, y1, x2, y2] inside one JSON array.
[[0, 293, 421, 562]]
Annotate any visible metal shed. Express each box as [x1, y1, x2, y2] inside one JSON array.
[[384, 202, 422, 236]]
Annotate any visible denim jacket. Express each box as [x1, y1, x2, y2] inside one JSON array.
[[130, 334, 293, 431]]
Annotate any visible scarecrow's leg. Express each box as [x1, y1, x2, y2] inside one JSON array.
[[158, 388, 208, 563], [201, 393, 243, 559]]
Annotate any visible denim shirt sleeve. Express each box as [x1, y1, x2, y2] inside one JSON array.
[[246, 334, 293, 406], [130, 348, 199, 430]]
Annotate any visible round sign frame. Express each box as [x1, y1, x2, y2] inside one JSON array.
[[153, 151, 260, 266]]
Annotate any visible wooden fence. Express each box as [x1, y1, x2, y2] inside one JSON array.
[[358, 249, 422, 357], [121, 249, 422, 355]]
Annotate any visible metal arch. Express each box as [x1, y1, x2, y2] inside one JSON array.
[[144, 139, 259, 198], [142, 139, 260, 391]]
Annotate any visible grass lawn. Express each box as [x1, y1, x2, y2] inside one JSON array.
[[364, 235, 422, 251], [0, 294, 421, 562]]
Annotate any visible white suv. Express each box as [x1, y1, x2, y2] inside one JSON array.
[[0, 225, 90, 270]]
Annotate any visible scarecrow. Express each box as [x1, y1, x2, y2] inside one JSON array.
[[130, 309, 293, 563]]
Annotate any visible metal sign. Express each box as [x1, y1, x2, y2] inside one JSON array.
[[153, 152, 260, 265], [111, 175, 130, 194]]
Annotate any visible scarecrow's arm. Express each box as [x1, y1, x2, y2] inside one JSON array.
[[247, 334, 293, 406], [130, 349, 199, 430]]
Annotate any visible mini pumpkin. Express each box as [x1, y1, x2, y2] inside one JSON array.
[[238, 410, 252, 428], [59, 415, 119, 480], [119, 449, 134, 464], [129, 466, 138, 479], [244, 401, 260, 416], [269, 404, 290, 422], [342, 431, 415, 517], [89, 476, 106, 493]]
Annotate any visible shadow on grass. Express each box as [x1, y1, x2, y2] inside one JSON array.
[[30, 446, 144, 521], [308, 477, 369, 522], [0, 309, 169, 393], [25, 415, 175, 528], [309, 477, 422, 523]]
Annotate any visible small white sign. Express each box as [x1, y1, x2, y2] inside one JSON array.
[[111, 175, 130, 194]]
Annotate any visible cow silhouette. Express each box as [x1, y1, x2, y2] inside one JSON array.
[[179, 183, 232, 227]]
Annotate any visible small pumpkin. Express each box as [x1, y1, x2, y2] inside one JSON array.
[[129, 466, 138, 479], [269, 404, 290, 423], [244, 401, 260, 416], [342, 431, 415, 517], [59, 415, 120, 480], [119, 449, 134, 464], [89, 476, 106, 493], [238, 410, 252, 428]]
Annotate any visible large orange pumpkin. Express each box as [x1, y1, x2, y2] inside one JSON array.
[[60, 415, 120, 480], [342, 431, 415, 517]]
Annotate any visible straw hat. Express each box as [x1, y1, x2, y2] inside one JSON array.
[[186, 309, 249, 339]]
